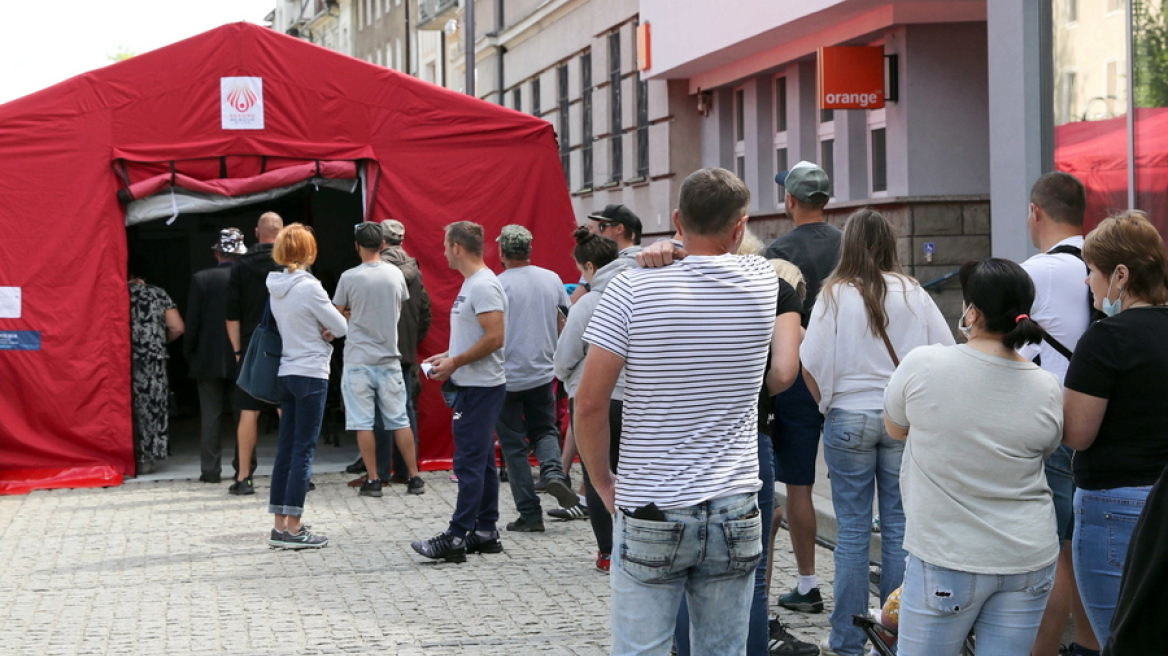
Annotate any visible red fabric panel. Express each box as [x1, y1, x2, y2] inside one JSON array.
[[0, 23, 577, 487], [121, 159, 359, 200], [0, 467, 123, 495]]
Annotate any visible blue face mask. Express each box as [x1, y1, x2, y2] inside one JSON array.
[[1102, 272, 1123, 317]]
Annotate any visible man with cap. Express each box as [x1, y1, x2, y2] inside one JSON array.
[[333, 222, 425, 497], [185, 228, 247, 484], [587, 204, 643, 264], [763, 160, 841, 614], [225, 211, 284, 495], [494, 224, 578, 532]]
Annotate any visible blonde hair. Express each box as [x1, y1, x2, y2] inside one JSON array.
[[272, 223, 317, 272], [737, 227, 765, 256], [1083, 210, 1168, 305], [770, 258, 807, 302]]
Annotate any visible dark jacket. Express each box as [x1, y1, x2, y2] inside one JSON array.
[[224, 243, 280, 348], [185, 261, 236, 379], [380, 244, 431, 364]]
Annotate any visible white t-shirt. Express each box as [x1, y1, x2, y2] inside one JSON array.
[[884, 344, 1062, 574], [499, 265, 570, 392], [449, 268, 507, 388], [801, 274, 953, 414], [1019, 235, 1090, 384], [583, 254, 774, 510], [332, 261, 408, 365]]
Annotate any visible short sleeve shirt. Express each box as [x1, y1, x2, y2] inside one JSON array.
[[449, 268, 507, 387], [499, 265, 571, 391], [763, 222, 843, 325], [758, 279, 803, 431], [1064, 307, 1168, 489], [333, 261, 408, 365]]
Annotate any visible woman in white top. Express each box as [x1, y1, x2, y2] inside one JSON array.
[[801, 208, 952, 656], [883, 258, 1063, 655]]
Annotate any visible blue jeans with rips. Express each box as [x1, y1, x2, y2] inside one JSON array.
[[674, 432, 776, 656], [268, 375, 327, 516], [821, 408, 907, 656], [611, 491, 762, 656], [898, 554, 1055, 656], [1072, 485, 1151, 645]]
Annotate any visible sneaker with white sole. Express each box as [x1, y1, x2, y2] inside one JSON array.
[[465, 530, 503, 554], [778, 586, 824, 613], [767, 619, 819, 656], [411, 530, 466, 563], [547, 504, 590, 520], [407, 476, 426, 495], [268, 528, 328, 549]]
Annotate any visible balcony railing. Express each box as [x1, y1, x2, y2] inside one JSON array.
[[418, 0, 460, 30]]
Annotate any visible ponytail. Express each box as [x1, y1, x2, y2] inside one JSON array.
[[1002, 313, 1045, 350]]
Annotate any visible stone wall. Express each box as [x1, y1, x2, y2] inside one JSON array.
[[747, 195, 991, 332]]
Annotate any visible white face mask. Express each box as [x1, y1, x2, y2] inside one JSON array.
[[1101, 271, 1123, 317], [957, 303, 973, 340]]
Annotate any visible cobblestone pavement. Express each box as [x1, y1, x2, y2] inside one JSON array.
[[0, 472, 836, 655]]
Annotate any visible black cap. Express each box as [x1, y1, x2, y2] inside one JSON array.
[[586, 204, 642, 241], [354, 221, 385, 249]]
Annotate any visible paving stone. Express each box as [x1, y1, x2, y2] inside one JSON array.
[[0, 472, 851, 655]]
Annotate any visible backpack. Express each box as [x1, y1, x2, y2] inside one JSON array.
[[1040, 244, 1106, 360]]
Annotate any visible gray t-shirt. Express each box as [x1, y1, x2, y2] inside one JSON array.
[[332, 261, 408, 365], [500, 265, 570, 392], [884, 344, 1062, 574], [450, 268, 507, 388]]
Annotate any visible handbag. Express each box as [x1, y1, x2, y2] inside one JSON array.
[[237, 300, 283, 404]]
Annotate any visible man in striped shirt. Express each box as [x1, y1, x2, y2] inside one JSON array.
[[576, 167, 777, 656]]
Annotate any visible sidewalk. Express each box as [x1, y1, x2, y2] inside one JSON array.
[[0, 469, 837, 656]]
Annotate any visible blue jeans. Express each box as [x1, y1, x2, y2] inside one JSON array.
[[374, 364, 418, 481], [675, 433, 775, 656], [898, 554, 1055, 656], [821, 408, 907, 656], [448, 384, 506, 538], [1072, 485, 1150, 645], [611, 492, 762, 656], [268, 375, 328, 516], [496, 381, 566, 521], [1045, 444, 1075, 542]]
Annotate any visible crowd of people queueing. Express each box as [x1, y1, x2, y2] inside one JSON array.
[[126, 161, 1168, 656]]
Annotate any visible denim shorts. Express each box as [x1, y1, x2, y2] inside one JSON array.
[[1044, 444, 1075, 543], [771, 376, 824, 486], [341, 361, 409, 431]]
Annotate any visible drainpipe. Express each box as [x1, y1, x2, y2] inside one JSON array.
[[465, 0, 475, 97]]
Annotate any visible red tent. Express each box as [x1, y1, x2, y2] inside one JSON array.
[[0, 23, 577, 494], [1054, 107, 1168, 236]]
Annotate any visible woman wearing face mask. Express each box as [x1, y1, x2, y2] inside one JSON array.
[[883, 258, 1063, 655], [1062, 210, 1168, 647]]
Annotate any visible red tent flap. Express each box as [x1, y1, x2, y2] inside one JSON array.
[[118, 159, 360, 201]]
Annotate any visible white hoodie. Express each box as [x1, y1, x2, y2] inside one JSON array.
[[266, 269, 348, 379]]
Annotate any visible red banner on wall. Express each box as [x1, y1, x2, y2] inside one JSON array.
[[818, 46, 885, 110]]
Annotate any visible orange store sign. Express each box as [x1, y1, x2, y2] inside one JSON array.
[[818, 46, 885, 110]]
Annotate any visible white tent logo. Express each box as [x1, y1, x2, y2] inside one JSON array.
[[221, 77, 264, 130]]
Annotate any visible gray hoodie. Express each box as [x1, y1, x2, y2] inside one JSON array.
[[553, 255, 636, 399], [267, 269, 348, 379]]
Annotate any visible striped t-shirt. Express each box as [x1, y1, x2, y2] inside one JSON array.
[[583, 253, 777, 510]]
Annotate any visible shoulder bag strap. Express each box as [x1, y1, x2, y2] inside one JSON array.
[[875, 321, 899, 367]]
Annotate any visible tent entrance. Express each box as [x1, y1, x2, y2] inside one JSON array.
[[125, 180, 366, 481]]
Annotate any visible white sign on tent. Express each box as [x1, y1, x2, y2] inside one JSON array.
[[221, 77, 264, 130]]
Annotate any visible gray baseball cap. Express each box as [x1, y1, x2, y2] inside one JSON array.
[[775, 160, 830, 203]]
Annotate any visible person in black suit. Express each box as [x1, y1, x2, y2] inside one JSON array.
[[185, 228, 247, 483]]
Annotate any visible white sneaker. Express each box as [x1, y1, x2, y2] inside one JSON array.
[[819, 638, 843, 656]]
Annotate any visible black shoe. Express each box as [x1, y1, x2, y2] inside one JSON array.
[[407, 476, 426, 495], [545, 478, 581, 510], [345, 457, 366, 474], [411, 531, 467, 563], [499, 466, 509, 482], [228, 478, 255, 495], [768, 619, 819, 656], [778, 586, 824, 613], [199, 472, 221, 484], [359, 479, 383, 497], [465, 529, 503, 554], [505, 517, 545, 532], [308, 480, 316, 492], [547, 504, 590, 520]]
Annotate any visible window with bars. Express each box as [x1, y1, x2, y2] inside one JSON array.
[[636, 78, 649, 179], [609, 31, 623, 183], [558, 64, 571, 186], [582, 52, 594, 189]]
